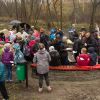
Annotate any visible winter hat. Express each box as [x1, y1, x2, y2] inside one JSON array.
[[38, 43, 45, 50], [49, 46, 55, 52], [4, 43, 11, 48], [30, 36, 36, 40], [50, 28, 56, 33]]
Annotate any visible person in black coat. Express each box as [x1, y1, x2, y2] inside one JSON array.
[[73, 33, 86, 60], [84, 32, 97, 50], [49, 46, 61, 66], [59, 43, 69, 65]]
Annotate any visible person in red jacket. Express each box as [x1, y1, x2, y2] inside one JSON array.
[[77, 48, 90, 66]]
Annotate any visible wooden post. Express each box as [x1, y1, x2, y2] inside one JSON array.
[[25, 62, 28, 88]]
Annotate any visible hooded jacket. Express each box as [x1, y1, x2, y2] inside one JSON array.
[[13, 43, 26, 64], [49, 46, 61, 66], [33, 49, 51, 74], [1, 47, 13, 64], [77, 54, 90, 66]]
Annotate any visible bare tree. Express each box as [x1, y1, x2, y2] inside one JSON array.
[[21, 0, 27, 22], [47, 0, 53, 27], [52, 0, 59, 26], [34, 0, 43, 26], [89, 0, 100, 32], [72, 0, 77, 24], [60, 0, 63, 29], [15, 0, 18, 20], [1, 0, 14, 18], [29, 0, 34, 23]]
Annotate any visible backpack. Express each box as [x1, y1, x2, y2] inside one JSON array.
[[23, 44, 31, 56], [15, 50, 26, 63], [2, 52, 11, 61]]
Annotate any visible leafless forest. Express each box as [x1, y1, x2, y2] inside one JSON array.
[[0, 0, 100, 29]]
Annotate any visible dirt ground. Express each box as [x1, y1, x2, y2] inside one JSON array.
[[0, 22, 100, 100], [0, 65, 100, 100]]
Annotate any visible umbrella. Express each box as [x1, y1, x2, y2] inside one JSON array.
[[10, 20, 21, 25], [20, 23, 31, 29]]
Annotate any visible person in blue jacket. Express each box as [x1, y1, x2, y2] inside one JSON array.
[[0, 60, 9, 100], [49, 28, 56, 40], [88, 47, 97, 66]]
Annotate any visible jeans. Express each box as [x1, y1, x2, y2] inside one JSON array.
[[0, 81, 9, 99], [38, 73, 50, 88], [5, 64, 12, 80]]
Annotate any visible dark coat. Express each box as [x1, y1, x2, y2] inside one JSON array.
[[73, 38, 83, 54], [88, 47, 97, 66], [85, 37, 97, 49], [59, 44, 69, 65], [94, 37, 100, 55], [49, 50, 61, 66]]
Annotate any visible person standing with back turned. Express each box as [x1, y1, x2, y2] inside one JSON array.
[[33, 43, 52, 93]]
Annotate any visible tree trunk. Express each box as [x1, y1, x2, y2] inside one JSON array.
[[60, 0, 63, 29], [47, 0, 53, 27], [28, 0, 34, 24], [15, 0, 18, 20], [72, 0, 77, 24], [34, 0, 43, 27], [89, 0, 97, 32], [53, 0, 59, 27], [21, 0, 27, 23]]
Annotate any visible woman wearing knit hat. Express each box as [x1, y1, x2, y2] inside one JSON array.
[[49, 46, 61, 66]]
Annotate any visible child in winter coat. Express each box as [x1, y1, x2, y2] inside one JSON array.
[[77, 48, 90, 66], [88, 47, 97, 66], [33, 43, 52, 93], [0, 61, 9, 100], [13, 43, 26, 82], [13, 43, 26, 64], [1, 43, 14, 81], [49, 46, 61, 66]]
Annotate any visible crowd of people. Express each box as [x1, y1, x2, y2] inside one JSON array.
[[0, 23, 100, 99]]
